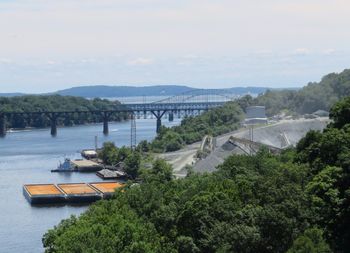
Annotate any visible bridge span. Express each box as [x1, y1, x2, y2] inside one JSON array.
[[0, 101, 227, 137], [0, 89, 239, 138]]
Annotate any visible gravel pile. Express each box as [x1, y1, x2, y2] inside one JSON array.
[[194, 118, 328, 173]]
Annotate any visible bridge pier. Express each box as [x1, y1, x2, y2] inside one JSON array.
[[49, 114, 58, 137], [168, 112, 174, 122], [102, 112, 111, 135], [0, 114, 6, 137], [156, 118, 162, 133], [51, 118, 57, 136], [151, 110, 167, 133]]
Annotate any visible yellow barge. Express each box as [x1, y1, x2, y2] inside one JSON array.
[[23, 182, 124, 205], [57, 183, 101, 203], [90, 182, 124, 199], [23, 184, 66, 204]]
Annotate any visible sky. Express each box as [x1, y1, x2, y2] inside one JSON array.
[[0, 0, 350, 93]]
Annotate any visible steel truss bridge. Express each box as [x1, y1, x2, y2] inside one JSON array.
[[0, 89, 240, 142]]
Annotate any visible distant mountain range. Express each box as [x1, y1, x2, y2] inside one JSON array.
[[0, 93, 25, 97], [54, 85, 273, 98], [0, 85, 288, 98]]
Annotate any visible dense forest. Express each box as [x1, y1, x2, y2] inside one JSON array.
[[43, 96, 350, 253], [0, 95, 126, 128]]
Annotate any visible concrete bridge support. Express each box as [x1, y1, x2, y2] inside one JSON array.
[[102, 112, 112, 135], [0, 114, 6, 137], [51, 118, 57, 136], [168, 112, 174, 122], [151, 110, 167, 133], [156, 118, 161, 133], [48, 113, 59, 137]]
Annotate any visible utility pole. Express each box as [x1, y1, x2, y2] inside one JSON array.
[[130, 113, 136, 150], [94, 136, 98, 150]]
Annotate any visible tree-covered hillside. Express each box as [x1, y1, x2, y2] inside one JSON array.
[[43, 97, 350, 253], [251, 69, 350, 115], [55, 85, 270, 98], [0, 95, 126, 129]]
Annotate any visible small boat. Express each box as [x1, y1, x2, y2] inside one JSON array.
[[51, 158, 75, 172]]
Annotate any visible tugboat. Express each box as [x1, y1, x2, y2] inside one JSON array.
[[51, 158, 75, 172]]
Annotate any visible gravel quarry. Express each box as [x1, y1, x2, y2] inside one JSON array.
[[159, 118, 329, 176]]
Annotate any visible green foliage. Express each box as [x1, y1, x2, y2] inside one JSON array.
[[329, 96, 350, 129], [42, 201, 163, 253], [0, 95, 125, 128], [44, 151, 310, 253], [287, 228, 331, 253], [295, 97, 350, 251], [251, 69, 350, 116], [99, 142, 119, 165], [296, 127, 350, 173], [99, 142, 142, 179], [137, 140, 150, 153], [151, 102, 243, 152], [306, 166, 344, 226], [125, 152, 141, 179]]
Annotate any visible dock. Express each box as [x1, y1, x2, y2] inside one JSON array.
[[23, 182, 124, 205]]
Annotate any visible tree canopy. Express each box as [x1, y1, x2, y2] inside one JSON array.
[[250, 69, 350, 116], [0, 95, 125, 128]]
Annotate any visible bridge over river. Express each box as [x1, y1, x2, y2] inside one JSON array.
[[0, 89, 239, 140]]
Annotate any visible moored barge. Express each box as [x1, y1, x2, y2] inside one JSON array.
[[23, 182, 125, 205], [23, 184, 66, 204], [90, 182, 124, 199], [57, 183, 101, 203]]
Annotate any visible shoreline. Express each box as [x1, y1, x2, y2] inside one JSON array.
[[5, 119, 132, 134]]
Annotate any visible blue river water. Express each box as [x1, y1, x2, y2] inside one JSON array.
[[0, 118, 180, 252]]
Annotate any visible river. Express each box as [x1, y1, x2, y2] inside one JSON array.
[[0, 118, 180, 252]]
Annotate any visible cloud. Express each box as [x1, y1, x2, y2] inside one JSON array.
[[127, 58, 154, 66], [293, 48, 311, 56], [1, 0, 350, 92], [323, 49, 336, 55], [181, 54, 199, 60], [0, 58, 12, 64]]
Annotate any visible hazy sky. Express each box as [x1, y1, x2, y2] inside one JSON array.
[[0, 0, 350, 93]]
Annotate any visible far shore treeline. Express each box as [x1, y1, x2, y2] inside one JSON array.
[[0, 95, 127, 129]]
